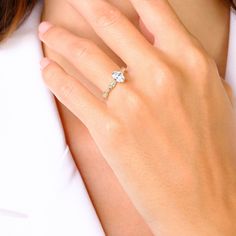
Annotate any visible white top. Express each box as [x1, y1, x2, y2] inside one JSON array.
[[0, 2, 104, 236], [0, 2, 235, 236], [225, 8, 236, 105]]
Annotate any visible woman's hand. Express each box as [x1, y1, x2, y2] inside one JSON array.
[[39, 0, 236, 235]]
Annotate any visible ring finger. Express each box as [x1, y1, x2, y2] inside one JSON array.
[[39, 22, 122, 92]]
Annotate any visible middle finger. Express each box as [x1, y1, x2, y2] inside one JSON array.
[[67, 0, 156, 68]]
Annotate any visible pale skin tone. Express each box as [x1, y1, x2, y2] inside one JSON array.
[[39, 0, 236, 235]]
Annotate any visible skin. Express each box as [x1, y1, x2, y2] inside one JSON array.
[[42, 1, 154, 235], [40, 0, 235, 235]]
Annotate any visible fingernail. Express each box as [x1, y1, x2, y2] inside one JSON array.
[[38, 21, 53, 38], [40, 57, 51, 70]]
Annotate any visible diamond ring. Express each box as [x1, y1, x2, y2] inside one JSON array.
[[102, 67, 127, 99]]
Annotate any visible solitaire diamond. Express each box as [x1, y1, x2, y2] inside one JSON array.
[[112, 71, 126, 83], [103, 67, 127, 99]]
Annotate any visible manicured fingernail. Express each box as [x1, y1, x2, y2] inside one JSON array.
[[40, 57, 51, 70], [38, 21, 53, 38]]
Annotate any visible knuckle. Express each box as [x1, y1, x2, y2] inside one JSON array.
[[125, 89, 145, 113], [96, 7, 122, 29], [187, 45, 212, 74], [108, 86, 145, 114], [59, 80, 74, 101], [155, 65, 176, 91], [152, 64, 184, 100], [42, 63, 75, 101], [159, 65, 174, 80], [104, 118, 124, 140], [69, 39, 91, 60], [42, 64, 59, 84]]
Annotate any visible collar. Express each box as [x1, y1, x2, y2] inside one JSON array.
[[0, 3, 105, 234]]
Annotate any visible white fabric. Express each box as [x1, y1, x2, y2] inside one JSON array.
[[225, 7, 236, 106], [0, 2, 104, 236], [0, 2, 235, 235]]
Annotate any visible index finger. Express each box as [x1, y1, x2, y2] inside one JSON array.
[[67, 0, 156, 67]]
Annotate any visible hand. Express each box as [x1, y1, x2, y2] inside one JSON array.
[[39, 0, 236, 235]]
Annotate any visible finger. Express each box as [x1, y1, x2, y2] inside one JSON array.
[[129, 0, 195, 58], [66, 0, 156, 68], [39, 22, 120, 91], [40, 57, 109, 130], [138, 18, 154, 45]]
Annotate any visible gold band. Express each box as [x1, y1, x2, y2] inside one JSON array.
[[102, 79, 117, 99]]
